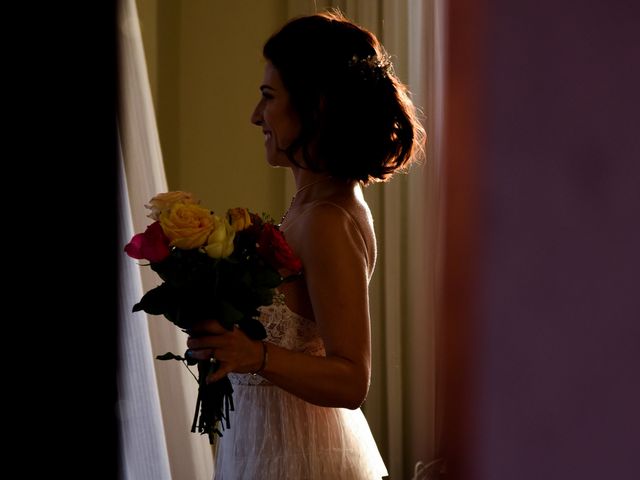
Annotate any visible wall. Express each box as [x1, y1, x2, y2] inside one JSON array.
[[442, 1, 640, 479], [136, 0, 287, 217]]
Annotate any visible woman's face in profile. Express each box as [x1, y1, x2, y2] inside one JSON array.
[[251, 62, 301, 167]]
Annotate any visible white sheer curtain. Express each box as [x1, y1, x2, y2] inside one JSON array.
[[117, 0, 214, 478], [287, 2, 447, 478], [117, 148, 172, 480]]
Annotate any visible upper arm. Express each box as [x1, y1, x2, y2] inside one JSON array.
[[296, 203, 372, 372]]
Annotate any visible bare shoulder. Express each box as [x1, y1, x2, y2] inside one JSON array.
[[300, 191, 373, 238], [288, 189, 376, 276]]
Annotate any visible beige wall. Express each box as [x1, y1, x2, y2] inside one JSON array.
[[136, 0, 287, 217]]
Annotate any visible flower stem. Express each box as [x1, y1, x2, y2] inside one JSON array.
[[181, 360, 199, 382]]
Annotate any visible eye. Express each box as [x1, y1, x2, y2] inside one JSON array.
[[261, 92, 274, 100]]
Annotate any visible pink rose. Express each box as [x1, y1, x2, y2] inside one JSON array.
[[124, 221, 170, 263]]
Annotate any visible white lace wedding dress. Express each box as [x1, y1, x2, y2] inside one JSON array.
[[213, 298, 388, 479]]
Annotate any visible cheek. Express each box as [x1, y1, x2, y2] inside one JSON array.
[[278, 119, 301, 144], [263, 103, 301, 148]]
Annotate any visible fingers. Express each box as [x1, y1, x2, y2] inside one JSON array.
[[185, 345, 233, 383], [187, 333, 227, 350], [185, 348, 229, 383], [207, 364, 233, 384], [188, 319, 227, 336], [185, 325, 259, 381], [186, 347, 215, 361]]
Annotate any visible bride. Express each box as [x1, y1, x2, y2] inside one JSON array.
[[187, 10, 425, 479]]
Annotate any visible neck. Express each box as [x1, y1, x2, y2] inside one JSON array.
[[294, 176, 332, 196], [279, 174, 333, 227]]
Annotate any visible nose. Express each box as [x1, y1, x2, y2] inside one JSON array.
[[250, 100, 263, 126]]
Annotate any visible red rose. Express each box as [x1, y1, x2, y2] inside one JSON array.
[[124, 221, 170, 263], [257, 223, 303, 274]]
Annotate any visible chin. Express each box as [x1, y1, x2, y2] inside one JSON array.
[[265, 156, 281, 167], [266, 152, 292, 168]]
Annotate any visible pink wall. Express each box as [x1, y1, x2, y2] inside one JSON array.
[[443, 1, 640, 479]]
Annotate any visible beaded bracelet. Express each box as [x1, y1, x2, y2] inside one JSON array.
[[251, 341, 268, 376]]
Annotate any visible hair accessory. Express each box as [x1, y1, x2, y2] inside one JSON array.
[[347, 53, 393, 81]]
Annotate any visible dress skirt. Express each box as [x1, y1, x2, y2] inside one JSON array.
[[213, 301, 388, 479], [214, 376, 388, 479]]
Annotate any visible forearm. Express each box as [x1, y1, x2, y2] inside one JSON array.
[[259, 341, 370, 410]]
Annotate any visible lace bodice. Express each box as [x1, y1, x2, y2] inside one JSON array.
[[228, 297, 325, 386], [259, 301, 325, 355]]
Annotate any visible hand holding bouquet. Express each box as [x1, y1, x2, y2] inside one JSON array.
[[125, 191, 302, 443]]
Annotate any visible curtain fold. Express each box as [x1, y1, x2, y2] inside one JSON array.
[[117, 146, 172, 480], [361, 1, 446, 478], [117, 0, 214, 478]]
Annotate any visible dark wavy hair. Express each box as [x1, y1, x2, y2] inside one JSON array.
[[263, 10, 426, 185]]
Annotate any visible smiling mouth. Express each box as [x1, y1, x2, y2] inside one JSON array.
[[263, 131, 272, 142]]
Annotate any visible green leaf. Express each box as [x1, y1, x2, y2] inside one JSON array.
[[239, 318, 267, 340], [252, 267, 282, 288], [132, 284, 176, 315], [156, 351, 183, 361], [218, 301, 244, 330], [252, 287, 275, 306]]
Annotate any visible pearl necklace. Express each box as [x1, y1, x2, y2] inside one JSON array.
[[279, 177, 331, 226]]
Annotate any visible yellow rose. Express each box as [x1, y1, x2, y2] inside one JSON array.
[[146, 191, 199, 221], [205, 215, 235, 258], [159, 203, 215, 249], [227, 207, 252, 232]]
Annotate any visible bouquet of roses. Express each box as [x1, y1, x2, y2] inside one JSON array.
[[125, 191, 302, 443]]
